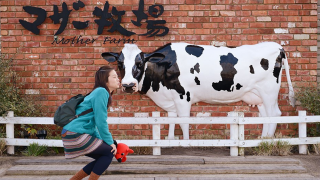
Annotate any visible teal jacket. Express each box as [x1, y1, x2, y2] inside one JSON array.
[[63, 87, 114, 145]]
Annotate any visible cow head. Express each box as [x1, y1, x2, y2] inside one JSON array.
[[102, 44, 170, 94], [102, 44, 145, 93]]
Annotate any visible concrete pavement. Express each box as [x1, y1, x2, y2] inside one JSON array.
[[0, 155, 319, 180]]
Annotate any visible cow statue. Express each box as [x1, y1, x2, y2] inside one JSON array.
[[102, 42, 295, 139]]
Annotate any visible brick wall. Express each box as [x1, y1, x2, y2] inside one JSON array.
[[317, 1, 320, 85], [0, 0, 317, 139]]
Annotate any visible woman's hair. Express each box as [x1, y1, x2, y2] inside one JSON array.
[[93, 65, 115, 108]]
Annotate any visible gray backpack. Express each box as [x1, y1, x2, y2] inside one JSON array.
[[54, 94, 93, 127]]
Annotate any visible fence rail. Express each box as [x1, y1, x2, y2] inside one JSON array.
[[0, 111, 319, 156]]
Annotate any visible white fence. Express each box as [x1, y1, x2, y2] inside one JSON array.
[[0, 111, 320, 156]]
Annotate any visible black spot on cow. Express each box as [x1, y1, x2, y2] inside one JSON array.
[[185, 45, 204, 57], [186, 91, 191, 102], [212, 53, 238, 92], [249, 65, 254, 74], [273, 49, 284, 83], [260, 58, 269, 71], [195, 77, 200, 85], [236, 83, 242, 90], [190, 63, 200, 74], [141, 44, 186, 98]]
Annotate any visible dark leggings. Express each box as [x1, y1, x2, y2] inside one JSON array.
[[82, 142, 114, 175]]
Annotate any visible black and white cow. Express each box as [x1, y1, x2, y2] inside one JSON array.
[[102, 42, 295, 139]]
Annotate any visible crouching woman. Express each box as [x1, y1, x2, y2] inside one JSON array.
[[61, 66, 120, 180]]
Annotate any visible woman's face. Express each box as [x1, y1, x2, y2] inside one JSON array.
[[106, 70, 120, 92]]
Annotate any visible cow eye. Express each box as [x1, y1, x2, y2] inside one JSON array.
[[118, 62, 124, 70], [121, 153, 124, 155], [135, 54, 143, 64]]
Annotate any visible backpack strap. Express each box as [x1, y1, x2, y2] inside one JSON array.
[[68, 108, 93, 121], [68, 92, 93, 121]]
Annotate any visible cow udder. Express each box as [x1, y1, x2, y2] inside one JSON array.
[[242, 91, 263, 107]]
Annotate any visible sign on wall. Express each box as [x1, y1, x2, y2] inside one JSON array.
[[19, 0, 169, 37]]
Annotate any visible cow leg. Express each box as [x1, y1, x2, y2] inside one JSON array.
[[167, 111, 189, 140], [258, 104, 270, 137], [174, 102, 191, 140], [264, 102, 281, 137], [168, 124, 175, 140], [259, 101, 281, 137], [180, 123, 190, 140]]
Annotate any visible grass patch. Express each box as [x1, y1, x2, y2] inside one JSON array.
[[22, 143, 47, 156], [273, 140, 292, 156], [0, 139, 7, 156], [251, 140, 292, 156], [246, 133, 292, 156]]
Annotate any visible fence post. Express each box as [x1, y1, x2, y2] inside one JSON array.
[[238, 112, 244, 156], [228, 111, 239, 156], [152, 111, 161, 155], [299, 111, 307, 154], [6, 111, 14, 154]]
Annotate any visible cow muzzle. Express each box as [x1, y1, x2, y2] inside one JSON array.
[[122, 83, 137, 93]]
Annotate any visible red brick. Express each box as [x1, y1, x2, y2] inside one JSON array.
[[227, 41, 241, 46], [203, 23, 218, 29], [252, 11, 267, 16], [250, 23, 265, 28], [119, 125, 133, 130], [71, 77, 87, 83], [264, 0, 279, 3], [242, 29, 258, 34], [232, 35, 247, 40], [141, 130, 152, 136], [224, 17, 240, 23], [191, 106, 203, 112], [140, 107, 157, 112], [201, 0, 216, 3], [302, 16, 317, 22], [126, 130, 141, 136], [242, 5, 256, 10], [212, 124, 226, 129], [185, 23, 201, 29], [236, 11, 251, 16], [302, 4, 317, 9], [132, 101, 149, 106], [296, 0, 310, 2], [234, 23, 249, 28], [288, 4, 302, 9], [30, 0, 45, 5], [134, 125, 150, 130], [183, 0, 199, 3], [247, 35, 262, 40], [179, 5, 194, 10], [195, 5, 210, 10]]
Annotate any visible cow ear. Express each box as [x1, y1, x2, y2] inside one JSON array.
[[128, 149, 134, 154], [144, 53, 165, 63], [101, 52, 119, 62]]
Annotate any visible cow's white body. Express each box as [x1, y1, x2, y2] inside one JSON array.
[[103, 42, 295, 139]]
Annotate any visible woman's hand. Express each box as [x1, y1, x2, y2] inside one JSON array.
[[110, 144, 117, 155]]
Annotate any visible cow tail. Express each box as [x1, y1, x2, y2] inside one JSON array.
[[283, 50, 295, 107]]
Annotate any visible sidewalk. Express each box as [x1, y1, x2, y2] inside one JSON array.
[[0, 147, 319, 179]]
